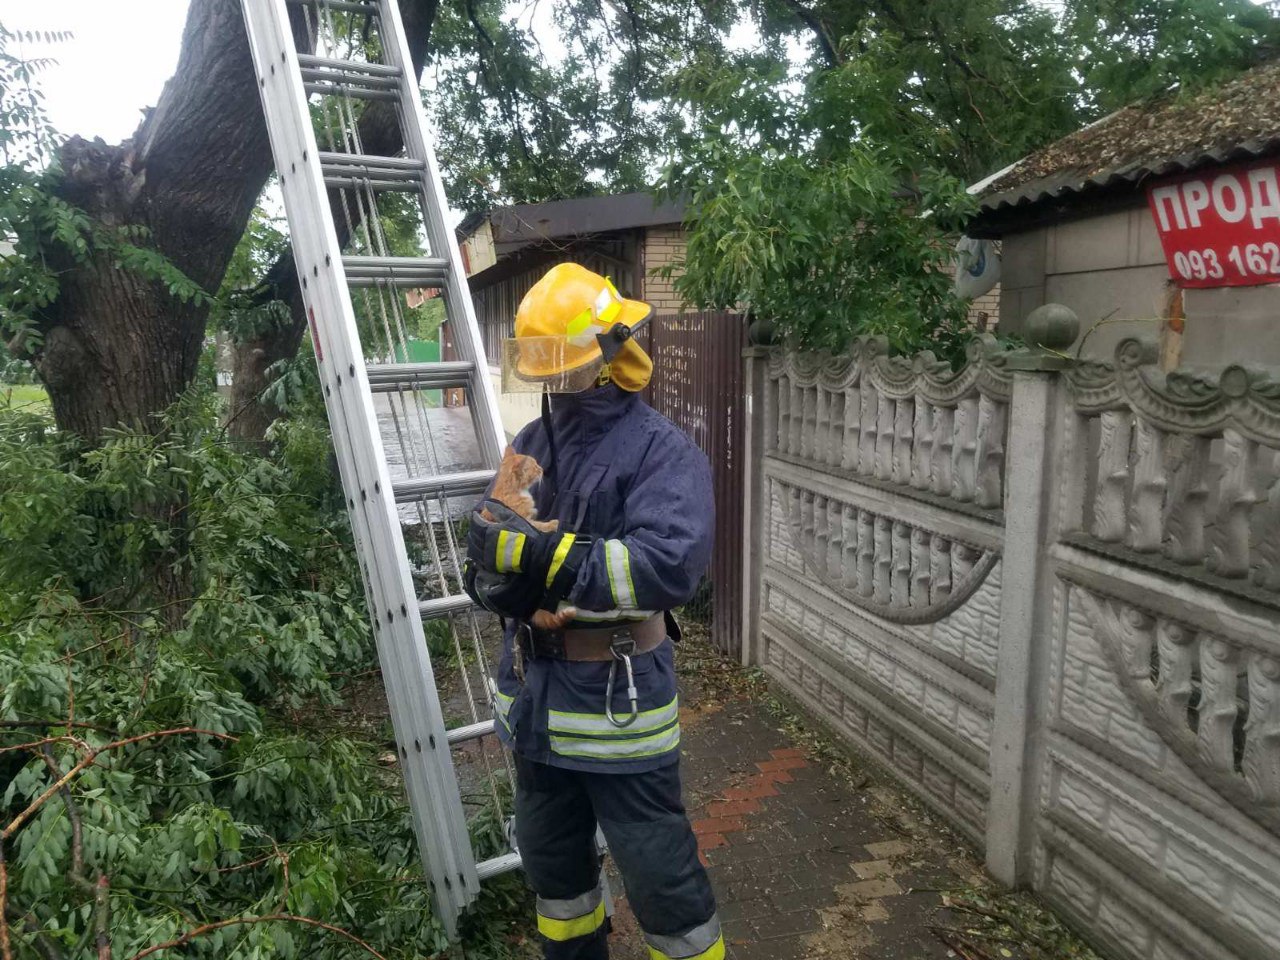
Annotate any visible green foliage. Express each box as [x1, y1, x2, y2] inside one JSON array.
[[663, 0, 1279, 356], [0, 397, 530, 958], [669, 145, 975, 356], [818, 1, 1080, 183], [1066, 0, 1280, 112], [662, 51, 978, 358], [426, 0, 737, 211], [211, 201, 292, 345]]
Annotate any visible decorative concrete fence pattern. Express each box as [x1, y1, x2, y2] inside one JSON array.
[[740, 318, 1280, 960]]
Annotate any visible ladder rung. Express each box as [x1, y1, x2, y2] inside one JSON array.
[[324, 176, 420, 193], [321, 152, 423, 193], [303, 82, 399, 102], [286, 0, 378, 13], [476, 852, 522, 881], [343, 255, 449, 287], [319, 152, 424, 171], [446, 719, 495, 746], [298, 58, 400, 95], [418, 594, 476, 620], [297, 54, 401, 79], [393, 469, 493, 504], [367, 361, 475, 393]]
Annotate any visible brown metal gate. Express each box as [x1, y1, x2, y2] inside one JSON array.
[[642, 312, 747, 657]]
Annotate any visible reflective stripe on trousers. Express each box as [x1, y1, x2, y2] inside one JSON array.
[[537, 884, 607, 943], [644, 915, 725, 959], [548, 696, 680, 761]]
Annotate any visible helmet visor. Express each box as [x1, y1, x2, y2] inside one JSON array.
[[501, 336, 607, 394]]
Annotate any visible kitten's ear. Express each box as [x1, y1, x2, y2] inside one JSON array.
[[502, 444, 515, 459]]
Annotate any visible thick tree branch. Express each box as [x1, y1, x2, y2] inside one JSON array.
[[34, 0, 308, 443], [93, 877, 110, 960], [782, 0, 843, 67]]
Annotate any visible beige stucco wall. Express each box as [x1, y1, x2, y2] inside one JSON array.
[[998, 204, 1280, 365], [461, 220, 497, 277]]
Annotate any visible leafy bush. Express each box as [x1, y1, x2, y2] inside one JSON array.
[[0, 397, 529, 959]]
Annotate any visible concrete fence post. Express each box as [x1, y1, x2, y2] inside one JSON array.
[[740, 346, 770, 666], [985, 305, 1079, 886]]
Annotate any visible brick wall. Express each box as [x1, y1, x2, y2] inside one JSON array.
[[965, 285, 1001, 331], [641, 225, 689, 312]]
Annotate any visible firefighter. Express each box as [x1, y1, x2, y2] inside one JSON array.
[[464, 263, 722, 960]]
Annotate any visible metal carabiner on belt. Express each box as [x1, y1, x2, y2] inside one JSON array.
[[512, 621, 532, 683], [605, 634, 639, 728]]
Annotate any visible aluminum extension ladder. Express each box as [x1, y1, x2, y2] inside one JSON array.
[[240, 0, 521, 936]]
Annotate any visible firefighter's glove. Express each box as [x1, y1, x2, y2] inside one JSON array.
[[464, 500, 591, 618]]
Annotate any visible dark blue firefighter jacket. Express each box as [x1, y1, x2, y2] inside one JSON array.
[[489, 384, 714, 773]]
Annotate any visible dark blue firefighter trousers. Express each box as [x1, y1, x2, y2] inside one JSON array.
[[514, 754, 719, 959]]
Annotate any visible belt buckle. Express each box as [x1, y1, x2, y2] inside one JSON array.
[[608, 629, 636, 660]]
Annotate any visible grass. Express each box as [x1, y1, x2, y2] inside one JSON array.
[[0, 382, 49, 411]]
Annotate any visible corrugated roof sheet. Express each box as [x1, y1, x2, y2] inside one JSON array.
[[976, 61, 1280, 217]]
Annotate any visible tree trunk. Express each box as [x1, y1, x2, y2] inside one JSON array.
[[34, 0, 283, 442], [226, 0, 442, 445]]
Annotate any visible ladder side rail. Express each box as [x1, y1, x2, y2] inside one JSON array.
[[242, 0, 477, 929], [374, 0, 507, 464], [277, 19, 485, 918], [240, 4, 472, 916]]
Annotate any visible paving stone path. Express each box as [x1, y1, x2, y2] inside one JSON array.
[[600, 637, 986, 960]]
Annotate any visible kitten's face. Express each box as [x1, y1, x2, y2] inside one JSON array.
[[502, 447, 543, 490]]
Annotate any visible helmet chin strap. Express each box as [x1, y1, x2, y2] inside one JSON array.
[[541, 393, 559, 506]]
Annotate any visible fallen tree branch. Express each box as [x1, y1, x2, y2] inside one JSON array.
[[93, 877, 110, 960], [930, 925, 995, 960], [3, 904, 66, 960], [128, 914, 389, 960], [3, 728, 238, 841], [39, 747, 86, 888], [1, 736, 82, 757]]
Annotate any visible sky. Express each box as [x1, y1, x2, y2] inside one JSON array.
[[0, 0, 190, 144]]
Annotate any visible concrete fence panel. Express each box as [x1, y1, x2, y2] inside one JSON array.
[[741, 325, 1280, 960]]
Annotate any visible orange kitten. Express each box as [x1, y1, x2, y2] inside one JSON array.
[[482, 447, 577, 631]]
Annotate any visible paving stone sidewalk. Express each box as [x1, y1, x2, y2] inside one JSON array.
[[601, 638, 988, 960]]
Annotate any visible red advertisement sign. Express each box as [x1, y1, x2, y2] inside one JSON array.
[[1146, 159, 1280, 288]]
